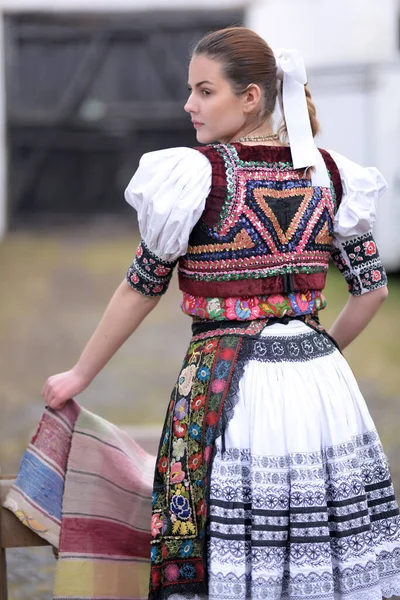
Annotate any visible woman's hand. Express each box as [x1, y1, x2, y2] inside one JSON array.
[[42, 368, 91, 411]]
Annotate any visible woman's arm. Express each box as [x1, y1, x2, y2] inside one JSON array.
[[328, 285, 388, 351], [42, 281, 160, 410]]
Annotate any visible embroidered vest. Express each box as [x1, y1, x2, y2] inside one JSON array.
[[178, 143, 342, 298]]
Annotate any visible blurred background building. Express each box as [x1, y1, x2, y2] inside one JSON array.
[[0, 0, 399, 271]]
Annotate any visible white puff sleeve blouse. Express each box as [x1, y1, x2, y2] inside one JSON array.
[[329, 150, 388, 296], [124, 147, 212, 296]]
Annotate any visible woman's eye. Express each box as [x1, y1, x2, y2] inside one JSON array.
[[201, 89, 211, 96]]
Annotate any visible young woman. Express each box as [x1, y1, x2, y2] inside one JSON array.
[[42, 27, 400, 600]]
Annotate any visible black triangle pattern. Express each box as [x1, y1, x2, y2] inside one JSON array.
[[188, 182, 333, 260], [304, 207, 334, 252]]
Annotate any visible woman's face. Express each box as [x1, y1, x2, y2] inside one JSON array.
[[184, 54, 249, 144]]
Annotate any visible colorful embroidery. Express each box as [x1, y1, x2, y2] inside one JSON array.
[[178, 144, 337, 297], [126, 240, 177, 296], [150, 333, 244, 598], [331, 231, 387, 296], [214, 144, 338, 231], [181, 291, 327, 321], [190, 320, 267, 342]]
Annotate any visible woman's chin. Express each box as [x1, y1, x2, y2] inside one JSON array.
[[195, 130, 216, 145]]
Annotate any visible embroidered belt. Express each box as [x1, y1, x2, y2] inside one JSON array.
[[181, 290, 327, 321]]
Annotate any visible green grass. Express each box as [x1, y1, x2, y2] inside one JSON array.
[[322, 269, 400, 397]]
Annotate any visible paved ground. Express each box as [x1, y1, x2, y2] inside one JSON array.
[[1, 223, 399, 599]]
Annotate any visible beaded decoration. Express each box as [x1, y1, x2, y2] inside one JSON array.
[[178, 144, 337, 298]]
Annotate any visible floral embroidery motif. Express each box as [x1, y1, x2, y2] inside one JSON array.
[[126, 239, 177, 296], [331, 231, 387, 296], [149, 333, 244, 598], [181, 291, 327, 321], [151, 514, 163, 538]]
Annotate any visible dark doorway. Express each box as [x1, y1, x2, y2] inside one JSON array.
[[5, 10, 243, 226]]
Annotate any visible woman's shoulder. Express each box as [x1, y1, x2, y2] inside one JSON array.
[[124, 146, 211, 212], [135, 145, 224, 190], [125, 146, 211, 201], [137, 146, 211, 169], [324, 150, 388, 239], [124, 146, 212, 261], [324, 149, 387, 197]]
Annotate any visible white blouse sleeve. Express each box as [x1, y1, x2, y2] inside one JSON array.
[[329, 150, 387, 240], [328, 150, 388, 296], [125, 147, 212, 261], [124, 147, 211, 296]]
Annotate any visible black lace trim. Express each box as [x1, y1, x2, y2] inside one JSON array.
[[247, 331, 336, 363]]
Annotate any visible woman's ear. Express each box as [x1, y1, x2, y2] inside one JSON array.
[[242, 83, 263, 114]]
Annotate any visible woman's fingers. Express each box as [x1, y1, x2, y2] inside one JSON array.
[[42, 381, 51, 405], [41, 369, 88, 410], [49, 397, 67, 411], [42, 375, 61, 407], [41, 379, 49, 399]]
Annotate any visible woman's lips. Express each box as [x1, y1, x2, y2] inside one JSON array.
[[192, 121, 204, 129]]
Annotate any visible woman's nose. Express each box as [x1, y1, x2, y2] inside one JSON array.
[[184, 94, 196, 114]]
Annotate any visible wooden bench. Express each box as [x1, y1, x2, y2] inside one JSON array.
[[1, 476, 51, 600]]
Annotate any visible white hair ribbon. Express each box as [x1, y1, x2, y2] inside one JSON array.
[[274, 48, 330, 187]]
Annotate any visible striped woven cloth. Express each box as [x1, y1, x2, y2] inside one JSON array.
[[3, 401, 155, 599]]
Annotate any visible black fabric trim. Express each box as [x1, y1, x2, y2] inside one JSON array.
[[245, 330, 336, 364], [319, 148, 343, 207], [365, 478, 393, 492], [370, 508, 400, 522], [331, 231, 388, 296], [368, 494, 396, 507], [126, 239, 177, 297]]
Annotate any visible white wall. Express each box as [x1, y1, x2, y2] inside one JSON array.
[[247, 0, 398, 68], [373, 70, 400, 270], [309, 66, 400, 270]]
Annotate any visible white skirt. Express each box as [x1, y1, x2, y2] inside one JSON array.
[[206, 321, 400, 600]]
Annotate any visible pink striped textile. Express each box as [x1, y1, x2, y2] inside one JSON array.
[[3, 401, 155, 599]]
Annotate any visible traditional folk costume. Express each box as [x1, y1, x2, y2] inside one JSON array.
[[123, 137, 400, 600], [5, 50, 400, 600], [123, 48, 400, 600], [123, 49, 400, 600]]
